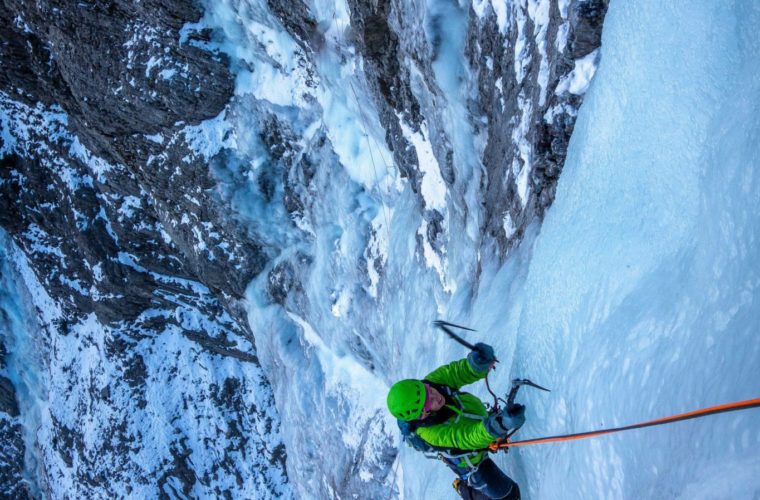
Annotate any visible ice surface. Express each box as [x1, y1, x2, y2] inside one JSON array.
[[0, 233, 46, 498], [397, 1, 760, 499], [483, 2, 759, 499]]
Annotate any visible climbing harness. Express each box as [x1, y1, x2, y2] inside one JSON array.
[[399, 381, 489, 471]]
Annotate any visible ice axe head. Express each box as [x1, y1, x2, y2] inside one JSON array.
[[507, 378, 551, 412], [512, 379, 551, 392], [432, 320, 500, 364], [432, 320, 478, 351]]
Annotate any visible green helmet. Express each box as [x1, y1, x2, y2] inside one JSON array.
[[387, 379, 426, 421]]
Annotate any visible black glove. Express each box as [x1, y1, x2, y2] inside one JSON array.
[[484, 406, 526, 438], [508, 403, 525, 417], [467, 342, 495, 372]]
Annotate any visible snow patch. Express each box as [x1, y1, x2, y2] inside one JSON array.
[[493, 1, 510, 32], [528, 0, 552, 106], [1, 92, 116, 184], [159, 68, 177, 80], [503, 212, 517, 239], [556, 49, 601, 95], [330, 288, 352, 318], [397, 118, 447, 211], [558, 0, 570, 19], [365, 207, 392, 299], [471, 0, 490, 19], [511, 94, 533, 207], [144, 133, 164, 144], [556, 22, 570, 52], [514, 4, 530, 83], [183, 111, 236, 161]]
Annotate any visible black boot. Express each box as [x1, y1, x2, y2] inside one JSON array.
[[466, 458, 521, 500], [454, 477, 492, 500]]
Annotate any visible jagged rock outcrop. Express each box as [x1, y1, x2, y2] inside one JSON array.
[[470, 0, 609, 251], [339, 0, 610, 257]]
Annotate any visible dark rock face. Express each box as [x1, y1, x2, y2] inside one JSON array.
[[1, 0, 231, 137], [470, 0, 609, 253], [569, 0, 609, 58], [0, 351, 32, 499], [0, 0, 288, 497], [0, 0, 265, 309], [0, 413, 30, 499]]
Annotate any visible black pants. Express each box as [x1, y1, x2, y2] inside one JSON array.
[[451, 458, 521, 500]]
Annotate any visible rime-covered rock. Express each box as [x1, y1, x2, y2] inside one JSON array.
[[0, 0, 286, 497]]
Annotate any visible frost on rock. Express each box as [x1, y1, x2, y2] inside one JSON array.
[[469, 0, 609, 255], [398, 118, 447, 213], [0, 1, 287, 494], [365, 207, 393, 299], [555, 49, 600, 95]]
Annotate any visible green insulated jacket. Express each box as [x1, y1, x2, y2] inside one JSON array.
[[415, 358, 496, 467]]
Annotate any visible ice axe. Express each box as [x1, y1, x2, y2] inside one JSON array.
[[432, 320, 499, 363], [501, 378, 551, 439], [507, 378, 551, 410], [433, 319, 504, 407]]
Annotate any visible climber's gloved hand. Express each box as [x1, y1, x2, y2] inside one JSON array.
[[467, 342, 496, 372], [484, 406, 526, 438], [507, 403, 525, 417]]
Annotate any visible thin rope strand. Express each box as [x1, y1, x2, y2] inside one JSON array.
[[386, 454, 402, 500]]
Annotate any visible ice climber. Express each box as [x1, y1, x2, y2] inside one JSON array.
[[387, 343, 524, 500]]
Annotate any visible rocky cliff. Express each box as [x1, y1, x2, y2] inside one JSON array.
[[1, 0, 286, 497]]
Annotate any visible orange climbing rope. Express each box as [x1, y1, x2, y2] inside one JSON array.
[[487, 396, 760, 452]]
